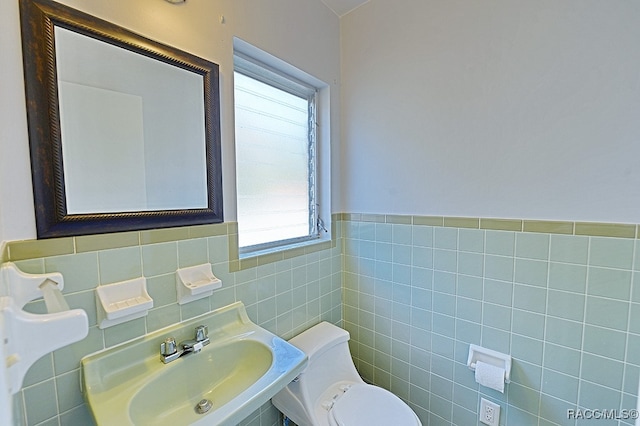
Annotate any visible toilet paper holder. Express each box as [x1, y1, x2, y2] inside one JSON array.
[[467, 344, 512, 383]]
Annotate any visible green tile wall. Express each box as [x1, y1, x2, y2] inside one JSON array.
[[341, 215, 640, 426], [6, 214, 640, 425], [3, 222, 342, 426]]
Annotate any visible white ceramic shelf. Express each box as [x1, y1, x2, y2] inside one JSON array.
[[176, 263, 222, 305], [0, 263, 88, 395], [96, 277, 153, 329]]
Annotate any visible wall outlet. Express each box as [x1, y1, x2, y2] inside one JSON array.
[[480, 398, 500, 426]]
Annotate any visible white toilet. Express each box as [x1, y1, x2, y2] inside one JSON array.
[[271, 322, 422, 426]]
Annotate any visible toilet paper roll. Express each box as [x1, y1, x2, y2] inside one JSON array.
[[474, 361, 505, 393]]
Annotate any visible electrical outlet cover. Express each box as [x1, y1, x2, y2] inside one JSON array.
[[480, 398, 500, 426]]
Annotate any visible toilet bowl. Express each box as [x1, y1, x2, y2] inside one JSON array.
[[271, 322, 422, 426]]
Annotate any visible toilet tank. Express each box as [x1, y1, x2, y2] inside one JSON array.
[[272, 322, 363, 425]]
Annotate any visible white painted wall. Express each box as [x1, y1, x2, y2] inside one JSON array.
[[0, 0, 340, 243], [7, 0, 636, 242], [0, 0, 34, 242], [341, 0, 640, 223]]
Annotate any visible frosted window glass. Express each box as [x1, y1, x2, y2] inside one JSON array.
[[234, 72, 311, 248]]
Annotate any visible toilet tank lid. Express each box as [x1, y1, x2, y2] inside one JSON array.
[[289, 322, 349, 361]]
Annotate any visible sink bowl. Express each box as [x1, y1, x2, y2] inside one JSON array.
[[81, 302, 307, 426], [130, 339, 272, 424]]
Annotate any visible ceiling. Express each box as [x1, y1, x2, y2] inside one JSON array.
[[320, 0, 369, 17]]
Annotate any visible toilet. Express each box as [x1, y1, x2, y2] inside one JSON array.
[[271, 322, 422, 426]]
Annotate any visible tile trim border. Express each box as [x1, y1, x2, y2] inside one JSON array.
[[5, 213, 638, 265], [4, 214, 342, 268], [340, 213, 639, 239]]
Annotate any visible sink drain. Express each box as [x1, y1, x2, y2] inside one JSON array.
[[195, 399, 213, 414]]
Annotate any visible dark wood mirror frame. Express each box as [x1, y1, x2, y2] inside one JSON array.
[[19, 0, 223, 239]]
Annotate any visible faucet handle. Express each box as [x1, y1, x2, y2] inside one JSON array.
[[161, 337, 177, 356], [195, 325, 208, 342]]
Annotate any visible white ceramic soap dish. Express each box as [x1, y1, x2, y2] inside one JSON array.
[[176, 263, 222, 305], [96, 277, 153, 329]]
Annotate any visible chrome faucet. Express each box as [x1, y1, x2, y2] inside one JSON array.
[[160, 325, 210, 364]]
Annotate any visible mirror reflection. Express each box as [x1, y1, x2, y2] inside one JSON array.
[[55, 27, 208, 214]]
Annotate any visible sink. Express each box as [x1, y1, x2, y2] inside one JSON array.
[[81, 302, 307, 426], [130, 339, 272, 424]]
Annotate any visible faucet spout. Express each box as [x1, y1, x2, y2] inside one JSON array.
[[160, 325, 210, 364], [181, 338, 209, 354]]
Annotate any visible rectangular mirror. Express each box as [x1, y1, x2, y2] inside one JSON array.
[[20, 0, 223, 238]]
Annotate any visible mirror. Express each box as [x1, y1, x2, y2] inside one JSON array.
[[19, 0, 223, 238]]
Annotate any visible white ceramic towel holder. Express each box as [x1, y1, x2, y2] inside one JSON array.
[[176, 263, 222, 305], [0, 263, 88, 394], [96, 277, 153, 329], [467, 344, 512, 383]]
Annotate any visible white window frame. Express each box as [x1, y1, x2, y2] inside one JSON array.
[[233, 41, 330, 257]]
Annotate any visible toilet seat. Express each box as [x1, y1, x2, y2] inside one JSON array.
[[327, 384, 419, 426]]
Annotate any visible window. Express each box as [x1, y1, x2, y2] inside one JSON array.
[[234, 51, 320, 253]]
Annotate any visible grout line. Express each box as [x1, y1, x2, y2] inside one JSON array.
[[574, 236, 592, 411], [535, 230, 553, 425], [621, 239, 638, 408]]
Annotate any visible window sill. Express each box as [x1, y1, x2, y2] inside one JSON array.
[[231, 235, 334, 271]]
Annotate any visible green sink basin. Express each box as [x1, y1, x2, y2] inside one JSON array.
[[81, 302, 307, 426]]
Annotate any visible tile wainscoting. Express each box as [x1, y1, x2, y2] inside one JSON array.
[[3, 213, 640, 425], [1, 220, 342, 426], [341, 214, 640, 426]]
